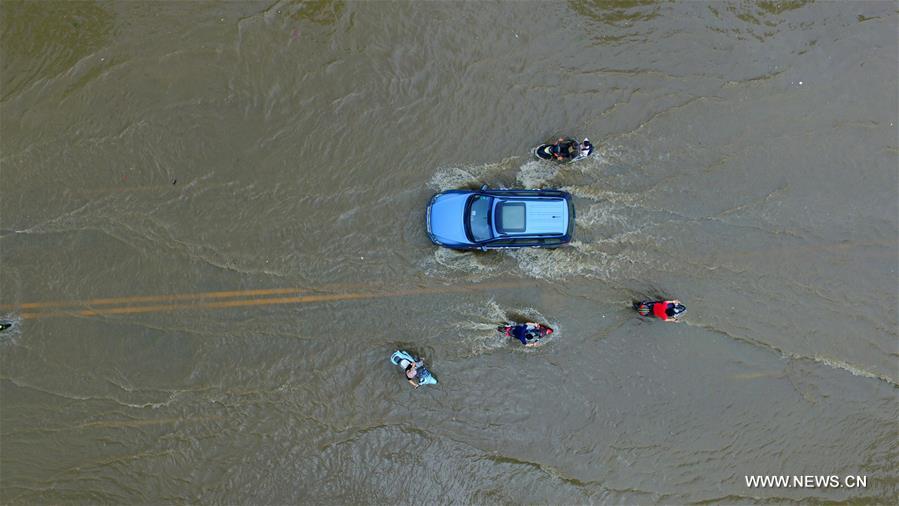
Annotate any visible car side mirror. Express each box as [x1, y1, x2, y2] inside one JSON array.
[[480, 184, 488, 191], [479, 246, 487, 252]]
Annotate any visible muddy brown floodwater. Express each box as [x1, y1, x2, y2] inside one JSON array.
[[1, 1, 897, 503]]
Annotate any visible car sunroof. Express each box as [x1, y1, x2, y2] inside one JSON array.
[[496, 202, 526, 233]]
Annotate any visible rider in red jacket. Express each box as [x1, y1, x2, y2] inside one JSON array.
[[657, 300, 685, 321], [636, 299, 686, 322]]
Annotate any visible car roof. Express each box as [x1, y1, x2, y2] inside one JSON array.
[[494, 196, 568, 236]]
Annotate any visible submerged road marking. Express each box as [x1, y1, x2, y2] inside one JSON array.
[[0, 282, 378, 310], [16, 282, 526, 320], [2, 287, 310, 310]]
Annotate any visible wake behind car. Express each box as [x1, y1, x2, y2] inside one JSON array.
[[426, 186, 575, 250]]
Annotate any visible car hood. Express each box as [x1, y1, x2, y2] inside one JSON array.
[[428, 193, 472, 245]]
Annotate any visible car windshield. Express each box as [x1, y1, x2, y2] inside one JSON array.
[[467, 195, 493, 242]]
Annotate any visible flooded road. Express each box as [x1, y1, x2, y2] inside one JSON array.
[[1, 1, 897, 503]]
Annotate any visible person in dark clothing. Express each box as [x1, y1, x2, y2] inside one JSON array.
[[551, 137, 579, 160], [498, 322, 554, 347], [398, 359, 422, 388], [404, 362, 420, 387]]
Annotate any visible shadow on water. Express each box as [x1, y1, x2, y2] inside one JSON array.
[[0, 0, 114, 100], [276, 0, 344, 25], [567, 0, 816, 47], [568, 0, 661, 26]]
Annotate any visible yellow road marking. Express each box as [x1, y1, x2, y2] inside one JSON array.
[[16, 281, 526, 320], [0, 282, 377, 310]]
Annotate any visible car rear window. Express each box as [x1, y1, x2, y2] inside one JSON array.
[[496, 202, 525, 233]]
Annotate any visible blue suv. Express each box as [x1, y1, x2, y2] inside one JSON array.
[[426, 186, 575, 250]]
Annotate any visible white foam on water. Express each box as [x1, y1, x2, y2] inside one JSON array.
[[507, 243, 614, 281], [565, 150, 610, 176], [562, 184, 643, 206], [428, 166, 484, 191], [576, 203, 631, 229], [803, 354, 897, 387], [515, 159, 561, 188], [429, 247, 500, 275], [451, 298, 514, 356], [451, 299, 559, 356], [505, 237, 663, 282], [428, 157, 521, 191], [0, 314, 22, 345], [421, 247, 515, 284]]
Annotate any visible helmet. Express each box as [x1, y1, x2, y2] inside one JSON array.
[[673, 304, 687, 315]]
